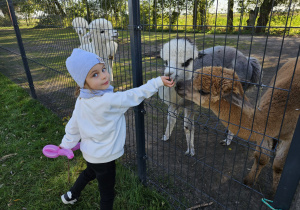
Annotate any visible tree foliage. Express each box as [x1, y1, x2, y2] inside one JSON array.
[[1, 0, 299, 32]]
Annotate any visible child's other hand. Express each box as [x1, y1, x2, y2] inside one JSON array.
[[161, 76, 175, 87]]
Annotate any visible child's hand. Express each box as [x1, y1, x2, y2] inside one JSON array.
[[161, 76, 175, 87]]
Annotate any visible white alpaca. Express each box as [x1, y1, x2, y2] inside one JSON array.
[[83, 18, 118, 81], [159, 38, 262, 156], [159, 38, 198, 156], [71, 17, 90, 50]]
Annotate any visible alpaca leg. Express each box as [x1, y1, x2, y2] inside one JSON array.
[[184, 108, 195, 156], [220, 130, 234, 146], [272, 139, 291, 192], [244, 138, 272, 186], [162, 105, 178, 141]]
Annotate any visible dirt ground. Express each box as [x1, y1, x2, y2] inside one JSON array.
[[121, 35, 299, 209]]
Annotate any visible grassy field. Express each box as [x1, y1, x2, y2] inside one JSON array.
[[0, 72, 170, 209]]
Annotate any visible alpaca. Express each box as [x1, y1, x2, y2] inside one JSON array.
[[83, 18, 118, 81], [159, 38, 262, 156], [175, 58, 300, 191], [195, 45, 262, 145], [196, 45, 261, 91], [71, 17, 91, 50], [159, 38, 198, 156]]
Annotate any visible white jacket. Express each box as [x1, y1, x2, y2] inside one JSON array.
[[60, 77, 163, 163]]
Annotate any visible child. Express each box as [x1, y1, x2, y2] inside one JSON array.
[[59, 48, 174, 209]]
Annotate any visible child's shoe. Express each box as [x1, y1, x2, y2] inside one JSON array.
[[61, 191, 77, 204]]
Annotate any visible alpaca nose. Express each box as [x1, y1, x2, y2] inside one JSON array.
[[175, 85, 178, 91], [175, 81, 182, 91]]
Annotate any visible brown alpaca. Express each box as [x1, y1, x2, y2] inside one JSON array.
[[175, 58, 300, 191]]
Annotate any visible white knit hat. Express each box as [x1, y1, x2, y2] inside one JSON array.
[[66, 48, 105, 88]]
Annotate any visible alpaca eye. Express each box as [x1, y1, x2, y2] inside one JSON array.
[[199, 89, 209, 95], [100, 30, 105, 33], [182, 58, 193, 67]]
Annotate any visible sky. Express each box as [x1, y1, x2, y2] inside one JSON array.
[[209, 0, 299, 14]]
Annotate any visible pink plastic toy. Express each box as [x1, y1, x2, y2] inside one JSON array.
[[42, 142, 80, 159]]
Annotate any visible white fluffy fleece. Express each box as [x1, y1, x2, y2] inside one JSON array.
[[158, 38, 198, 156], [160, 38, 198, 67], [72, 17, 89, 46], [80, 18, 118, 81]]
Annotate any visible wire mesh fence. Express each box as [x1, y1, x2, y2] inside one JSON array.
[[1, 0, 300, 209]]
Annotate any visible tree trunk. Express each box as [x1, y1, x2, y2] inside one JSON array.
[[53, 0, 66, 17], [193, 0, 198, 30], [152, 0, 157, 30], [227, 0, 234, 32], [82, 0, 91, 23], [0, 4, 10, 19], [197, 0, 206, 32], [256, 0, 278, 33], [245, 7, 259, 31], [46, 0, 64, 17], [169, 11, 179, 31]]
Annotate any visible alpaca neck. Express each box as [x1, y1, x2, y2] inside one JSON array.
[[94, 41, 111, 57], [210, 100, 266, 142]]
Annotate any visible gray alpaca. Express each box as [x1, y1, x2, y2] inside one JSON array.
[[194, 45, 262, 145], [195, 46, 261, 90]]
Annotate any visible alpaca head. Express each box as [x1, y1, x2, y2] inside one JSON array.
[[72, 17, 89, 36], [175, 66, 251, 109], [85, 18, 118, 42], [160, 38, 198, 81]]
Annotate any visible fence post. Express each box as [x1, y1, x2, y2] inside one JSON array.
[[128, 0, 147, 184], [273, 117, 300, 210], [6, 0, 37, 99]]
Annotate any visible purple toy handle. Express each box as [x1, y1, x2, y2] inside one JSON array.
[[72, 142, 80, 151], [42, 142, 80, 159]]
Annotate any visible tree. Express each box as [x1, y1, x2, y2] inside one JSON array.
[[152, 0, 157, 30], [19, 0, 35, 25], [1, 0, 24, 19], [82, 0, 91, 23], [192, 0, 198, 29], [192, 0, 211, 32], [255, 0, 277, 33], [154, 0, 186, 30], [255, 0, 289, 33], [95, 0, 126, 25], [227, 0, 234, 31]]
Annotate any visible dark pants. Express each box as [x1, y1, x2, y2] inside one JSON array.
[[70, 160, 116, 210]]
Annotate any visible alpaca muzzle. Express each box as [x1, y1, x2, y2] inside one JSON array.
[[175, 80, 186, 97]]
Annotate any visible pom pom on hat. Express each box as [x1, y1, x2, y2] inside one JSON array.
[[66, 48, 105, 88]]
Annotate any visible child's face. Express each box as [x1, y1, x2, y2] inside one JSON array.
[[84, 63, 110, 90]]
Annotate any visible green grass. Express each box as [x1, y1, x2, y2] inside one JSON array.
[[0, 73, 170, 209]]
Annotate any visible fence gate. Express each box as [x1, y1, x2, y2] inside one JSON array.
[[1, 0, 300, 209]]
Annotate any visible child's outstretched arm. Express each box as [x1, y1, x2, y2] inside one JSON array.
[[161, 76, 175, 87], [110, 76, 169, 112]]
